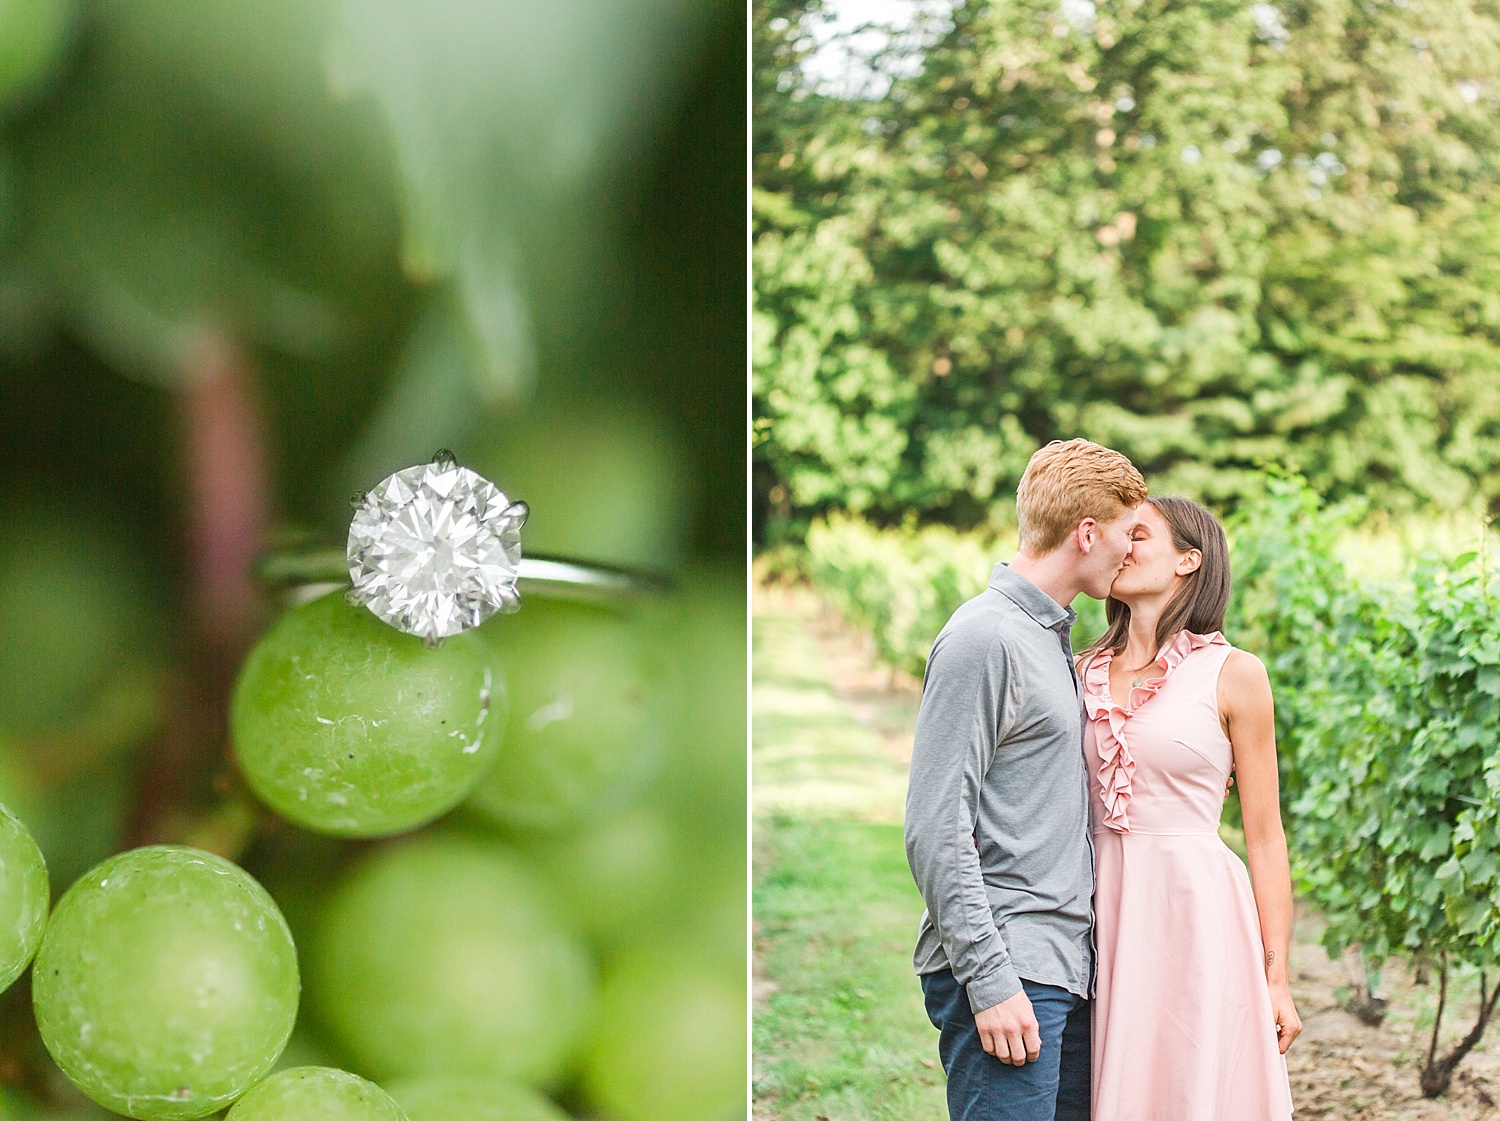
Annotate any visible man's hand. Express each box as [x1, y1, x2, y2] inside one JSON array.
[[974, 988, 1041, 1065]]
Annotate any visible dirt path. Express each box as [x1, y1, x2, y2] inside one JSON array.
[[753, 581, 1500, 1118]]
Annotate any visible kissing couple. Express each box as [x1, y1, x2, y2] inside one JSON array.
[[905, 438, 1302, 1121]]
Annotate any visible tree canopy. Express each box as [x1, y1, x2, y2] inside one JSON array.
[[755, 0, 1500, 539]]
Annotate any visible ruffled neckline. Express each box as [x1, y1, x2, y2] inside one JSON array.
[[1082, 630, 1228, 833]]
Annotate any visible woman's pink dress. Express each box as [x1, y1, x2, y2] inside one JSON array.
[[1083, 630, 1293, 1120]]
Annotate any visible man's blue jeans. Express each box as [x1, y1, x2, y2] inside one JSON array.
[[921, 969, 1091, 1121]]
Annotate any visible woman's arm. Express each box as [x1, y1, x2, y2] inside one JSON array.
[[1220, 648, 1303, 1054]]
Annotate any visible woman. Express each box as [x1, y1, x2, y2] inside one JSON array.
[[1079, 496, 1301, 1119]]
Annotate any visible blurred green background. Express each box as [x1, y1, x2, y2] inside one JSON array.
[[0, 0, 745, 1118]]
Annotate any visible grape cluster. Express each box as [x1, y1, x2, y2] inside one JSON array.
[[0, 536, 743, 1121]]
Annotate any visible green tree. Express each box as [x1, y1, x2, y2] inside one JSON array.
[[754, 0, 1500, 538]]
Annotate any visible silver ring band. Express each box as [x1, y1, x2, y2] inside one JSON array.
[[516, 557, 659, 603], [254, 548, 667, 604]]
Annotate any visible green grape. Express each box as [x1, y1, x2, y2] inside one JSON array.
[[519, 805, 683, 953], [469, 403, 688, 569], [648, 571, 745, 838], [23, 751, 136, 895], [0, 801, 47, 992], [672, 849, 747, 971], [468, 600, 654, 831], [0, 692, 135, 898], [0, 0, 74, 105], [581, 950, 745, 1121], [0, 504, 162, 754], [32, 847, 300, 1121], [254, 828, 349, 953], [231, 591, 503, 837], [224, 1067, 406, 1121], [0, 736, 43, 840], [386, 1074, 569, 1121], [308, 835, 593, 1086]]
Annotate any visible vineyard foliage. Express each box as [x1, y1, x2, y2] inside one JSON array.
[[802, 515, 1105, 674], [803, 478, 1500, 971], [1227, 479, 1500, 970]]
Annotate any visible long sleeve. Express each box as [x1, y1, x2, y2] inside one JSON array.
[[904, 621, 1020, 1012]]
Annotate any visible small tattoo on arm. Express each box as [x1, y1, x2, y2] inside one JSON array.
[[1266, 951, 1276, 968]]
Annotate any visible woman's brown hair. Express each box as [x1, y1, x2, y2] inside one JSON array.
[[1088, 496, 1231, 661]]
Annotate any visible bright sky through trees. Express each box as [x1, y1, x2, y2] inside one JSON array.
[[800, 0, 952, 96]]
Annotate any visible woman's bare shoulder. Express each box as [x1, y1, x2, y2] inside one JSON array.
[[1221, 646, 1269, 683], [1219, 648, 1273, 717]]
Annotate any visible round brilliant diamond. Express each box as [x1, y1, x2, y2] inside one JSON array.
[[347, 460, 526, 643]]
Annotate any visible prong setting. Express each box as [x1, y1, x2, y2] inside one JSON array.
[[497, 585, 522, 615]]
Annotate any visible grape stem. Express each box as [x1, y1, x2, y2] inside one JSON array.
[[126, 330, 270, 849]]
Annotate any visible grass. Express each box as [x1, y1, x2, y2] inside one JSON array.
[[752, 592, 910, 825], [753, 586, 942, 1120], [753, 815, 946, 1121]]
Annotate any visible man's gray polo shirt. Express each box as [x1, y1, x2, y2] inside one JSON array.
[[905, 562, 1094, 1012]]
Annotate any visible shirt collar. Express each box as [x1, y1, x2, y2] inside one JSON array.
[[989, 562, 1076, 633]]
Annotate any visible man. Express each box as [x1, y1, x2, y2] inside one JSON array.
[[905, 438, 1147, 1121]]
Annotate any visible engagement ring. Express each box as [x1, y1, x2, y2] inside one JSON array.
[[257, 450, 664, 645]]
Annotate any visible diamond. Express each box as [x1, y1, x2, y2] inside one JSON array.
[[347, 458, 527, 643]]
